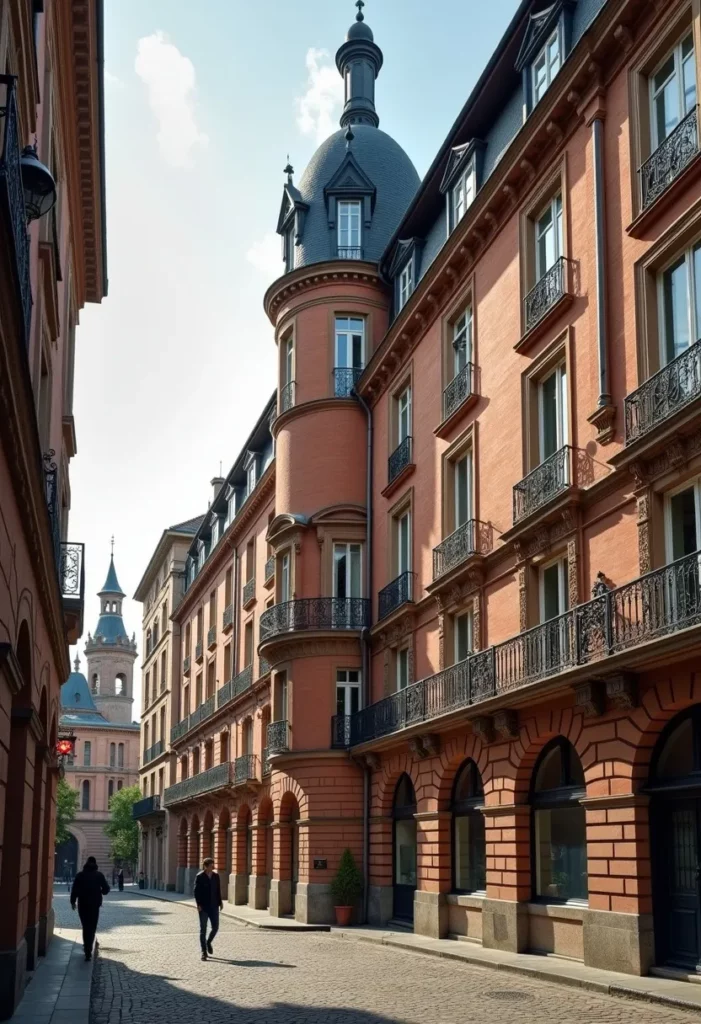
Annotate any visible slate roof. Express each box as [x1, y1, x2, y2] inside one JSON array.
[[169, 515, 205, 534], [59, 669, 139, 731], [99, 555, 125, 596], [92, 613, 132, 643], [60, 669, 98, 711]]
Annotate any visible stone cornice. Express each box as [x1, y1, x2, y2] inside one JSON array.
[[264, 261, 383, 324]]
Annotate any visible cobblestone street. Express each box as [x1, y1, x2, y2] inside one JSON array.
[[52, 891, 699, 1024]]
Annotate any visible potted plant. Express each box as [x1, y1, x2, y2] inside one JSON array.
[[330, 848, 363, 926]]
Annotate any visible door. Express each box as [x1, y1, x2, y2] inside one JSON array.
[[290, 821, 299, 915], [333, 543, 362, 626], [655, 798, 701, 968], [665, 483, 701, 624], [335, 317, 365, 395], [537, 558, 570, 675], [393, 775, 417, 922], [538, 364, 567, 464]]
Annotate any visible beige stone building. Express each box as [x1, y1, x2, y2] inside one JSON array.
[[132, 515, 204, 889]]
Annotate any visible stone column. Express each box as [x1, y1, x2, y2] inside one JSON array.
[[230, 823, 249, 905], [414, 810, 451, 939], [269, 821, 292, 917], [176, 829, 187, 893], [480, 803, 530, 953], [213, 819, 229, 900], [183, 829, 198, 892], [248, 822, 270, 910], [367, 815, 393, 925]]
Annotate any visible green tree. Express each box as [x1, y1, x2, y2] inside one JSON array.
[[104, 784, 141, 869], [55, 777, 79, 847]]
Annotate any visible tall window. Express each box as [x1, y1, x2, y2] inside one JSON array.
[[221, 732, 230, 763], [453, 610, 473, 664], [451, 162, 475, 228], [83, 740, 91, 767], [117, 742, 124, 768], [396, 387, 411, 445], [108, 779, 114, 801], [81, 780, 90, 810], [451, 760, 485, 893], [333, 543, 362, 600], [284, 336, 294, 385], [195, 672, 203, 707], [540, 557, 568, 623], [224, 643, 232, 682], [109, 742, 116, 767], [206, 659, 216, 699], [659, 242, 701, 364], [336, 668, 361, 716], [666, 477, 701, 561], [117, 780, 123, 791], [531, 738, 587, 902], [396, 509, 411, 576], [452, 306, 472, 378], [279, 551, 291, 603], [160, 651, 166, 692], [244, 620, 254, 667], [535, 194, 563, 280], [453, 451, 472, 531], [396, 647, 410, 691], [651, 33, 696, 150], [335, 316, 365, 396], [532, 26, 561, 105], [538, 363, 567, 462], [224, 567, 233, 609], [338, 200, 362, 256], [246, 538, 255, 583], [242, 717, 253, 755], [398, 260, 414, 311]]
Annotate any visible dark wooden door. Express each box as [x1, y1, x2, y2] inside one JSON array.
[[656, 799, 701, 968]]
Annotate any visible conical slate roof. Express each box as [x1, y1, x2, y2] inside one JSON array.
[[99, 554, 125, 596], [60, 656, 98, 712]]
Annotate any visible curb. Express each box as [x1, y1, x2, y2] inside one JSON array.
[[129, 888, 330, 932]]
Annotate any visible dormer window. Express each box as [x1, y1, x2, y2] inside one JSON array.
[[244, 451, 260, 496], [283, 224, 295, 273], [516, 2, 574, 116], [399, 260, 414, 312], [198, 540, 206, 571], [452, 161, 475, 228], [440, 140, 485, 235], [338, 200, 362, 259], [532, 25, 562, 105]]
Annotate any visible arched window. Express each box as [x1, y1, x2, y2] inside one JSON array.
[[117, 742, 124, 767], [531, 738, 587, 902], [393, 774, 417, 922], [109, 742, 116, 767], [117, 780, 123, 791], [116, 673, 126, 696], [91, 673, 99, 694], [108, 779, 114, 801], [81, 780, 90, 810], [451, 760, 486, 893]]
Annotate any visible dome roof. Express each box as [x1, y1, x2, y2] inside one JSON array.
[[347, 18, 373, 41], [295, 126, 419, 269], [60, 668, 98, 712]]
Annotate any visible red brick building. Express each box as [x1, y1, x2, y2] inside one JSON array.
[[147, 0, 701, 977]]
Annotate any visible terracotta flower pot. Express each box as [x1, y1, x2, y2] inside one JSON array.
[[334, 905, 353, 926]]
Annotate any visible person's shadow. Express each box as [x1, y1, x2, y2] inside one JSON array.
[[206, 958, 295, 968]]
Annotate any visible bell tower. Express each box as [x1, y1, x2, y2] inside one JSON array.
[[84, 544, 137, 724]]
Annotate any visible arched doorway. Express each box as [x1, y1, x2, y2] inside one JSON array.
[[279, 793, 300, 917], [392, 774, 417, 922], [55, 833, 79, 882], [649, 707, 701, 968]]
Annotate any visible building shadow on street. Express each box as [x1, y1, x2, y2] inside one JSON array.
[[52, 888, 178, 935]]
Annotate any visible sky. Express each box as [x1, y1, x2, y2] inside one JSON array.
[[68, 0, 520, 716]]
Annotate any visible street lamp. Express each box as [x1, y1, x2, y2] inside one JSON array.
[[20, 143, 57, 221]]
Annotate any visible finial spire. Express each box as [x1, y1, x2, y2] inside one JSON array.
[[355, 0, 365, 21], [73, 652, 80, 672], [110, 534, 114, 557], [284, 156, 294, 183]]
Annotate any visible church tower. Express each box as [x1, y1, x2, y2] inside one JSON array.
[[84, 550, 137, 724]]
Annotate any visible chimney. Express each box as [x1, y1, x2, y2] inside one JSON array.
[[210, 477, 225, 504]]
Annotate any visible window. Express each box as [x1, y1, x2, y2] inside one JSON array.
[[224, 643, 232, 682], [279, 551, 291, 603], [109, 742, 116, 767], [535, 194, 563, 281], [246, 538, 255, 583], [538, 363, 567, 462], [197, 608, 203, 645], [453, 451, 472, 531], [244, 620, 254, 667], [91, 672, 99, 694], [144, 672, 150, 708], [242, 717, 253, 755], [193, 747, 200, 775], [83, 741, 91, 767], [453, 610, 473, 664], [532, 26, 561, 105], [396, 509, 411, 576], [117, 780, 123, 791], [451, 760, 485, 893], [221, 732, 230, 763], [333, 542, 362, 600], [396, 387, 411, 445], [195, 672, 203, 707], [160, 650, 167, 691], [81, 780, 90, 810], [209, 589, 217, 629], [284, 335, 294, 385], [665, 477, 701, 572], [284, 224, 295, 272], [451, 162, 475, 228], [650, 34, 696, 150], [336, 669, 361, 716], [247, 459, 257, 495], [338, 199, 361, 256], [398, 260, 414, 311], [539, 557, 571, 670], [181, 755, 188, 781], [334, 316, 365, 396], [182, 684, 189, 718], [659, 242, 701, 364], [117, 743, 124, 768], [275, 671, 288, 721], [452, 306, 472, 378], [540, 557, 568, 623], [108, 779, 114, 801], [531, 738, 587, 902], [206, 659, 216, 699], [205, 739, 214, 770], [158, 768, 164, 796], [396, 647, 410, 691], [225, 567, 233, 608]]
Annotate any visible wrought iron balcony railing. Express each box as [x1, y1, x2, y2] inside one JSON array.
[[183, 655, 191, 675], [378, 571, 415, 621], [443, 362, 475, 421], [262, 747, 271, 776], [143, 739, 164, 765], [640, 106, 698, 210], [207, 625, 217, 649], [259, 656, 271, 677], [217, 664, 253, 709], [513, 445, 571, 524], [234, 753, 259, 785], [60, 542, 85, 603], [341, 549, 701, 747], [388, 436, 412, 484], [222, 604, 233, 630], [259, 597, 370, 641], [264, 556, 275, 584], [0, 75, 32, 346], [624, 337, 701, 445], [189, 694, 215, 731], [524, 256, 570, 333], [163, 762, 233, 806], [195, 641, 203, 662], [44, 451, 60, 567], [331, 714, 351, 749], [337, 246, 363, 260], [433, 520, 489, 579], [243, 577, 256, 607], [334, 366, 363, 398], [132, 795, 161, 819], [170, 718, 189, 744], [267, 720, 289, 754], [280, 380, 295, 414]]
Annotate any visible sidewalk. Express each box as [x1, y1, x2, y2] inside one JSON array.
[[13, 927, 92, 1024], [135, 887, 701, 1013]]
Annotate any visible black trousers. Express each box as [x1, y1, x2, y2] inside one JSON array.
[[78, 905, 100, 955], [198, 907, 219, 953]]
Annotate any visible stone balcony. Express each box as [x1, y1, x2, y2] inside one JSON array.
[[163, 762, 233, 807]]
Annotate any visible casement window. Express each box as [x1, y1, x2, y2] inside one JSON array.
[[333, 542, 362, 600], [279, 550, 291, 603], [206, 659, 216, 699], [81, 781, 90, 810], [396, 509, 411, 576], [396, 387, 411, 445], [659, 242, 701, 364], [221, 732, 230, 763], [451, 161, 475, 228], [398, 260, 414, 311], [244, 620, 254, 667], [195, 672, 203, 707], [83, 741, 91, 767], [453, 451, 472, 531], [284, 336, 294, 385], [650, 33, 696, 152], [535, 194, 563, 281], [451, 760, 486, 894], [109, 742, 116, 767], [223, 643, 232, 682], [531, 738, 587, 902], [538, 363, 568, 463], [540, 556, 568, 623], [532, 26, 562, 105], [666, 477, 701, 561], [338, 199, 362, 257], [284, 224, 295, 272], [211, 517, 219, 547], [453, 306, 472, 377], [275, 671, 288, 721], [334, 316, 365, 396], [453, 609, 473, 664], [396, 647, 410, 691], [336, 668, 361, 716]]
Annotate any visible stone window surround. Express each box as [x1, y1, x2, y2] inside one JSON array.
[[520, 326, 573, 476], [518, 155, 569, 339]]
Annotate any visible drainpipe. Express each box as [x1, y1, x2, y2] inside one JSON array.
[[592, 116, 611, 409], [352, 386, 372, 925]]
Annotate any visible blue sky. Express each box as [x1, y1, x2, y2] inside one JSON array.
[[69, 0, 520, 707]]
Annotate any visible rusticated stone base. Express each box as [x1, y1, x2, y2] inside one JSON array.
[[269, 878, 292, 917], [0, 939, 27, 1021], [367, 885, 393, 926], [37, 907, 54, 957], [295, 882, 333, 924], [247, 874, 269, 910], [414, 891, 448, 939], [481, 898, 529, 953], [582, 909, 654, 976]]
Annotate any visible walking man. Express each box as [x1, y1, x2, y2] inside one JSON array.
[[70, 856, 111, 960], [117, 867, 124, 891], [194, 857, 223, 960]]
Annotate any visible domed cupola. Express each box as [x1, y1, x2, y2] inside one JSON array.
[[276, 1, 420, 274]]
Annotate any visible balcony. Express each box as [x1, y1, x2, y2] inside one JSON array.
[[59, 542, 85, 644], [207, 625, 217, 650], [242, 577, 256, 609], [264, 556, 275, 587], [222, 603, 234, 632], [189, 694, 215, 731], [640, 106, 698, 211], [442, 362, 475, 424], [0, 75, 32, 346], [337, 246, 363, 260], [259, 597, 370, 642], [280, 380, 295, 414], [334, 367, 363, 398], [340, 549, 701, 747], [262, 747, 271, 776], [378, 571, 415, 621], [143, 739, 164, 765], [523, 257, 572, 337], [331, 714, 351, 749], [513, 445, 572, 525], [217, 664, 253, 709], [132, 795, 162, 820], [163, 762, 233, 807], [432, 520, 490, 580], [267, 720, 289, 754], [624, 339, 701, 446], [195, 641, 203, 663], [234, 753, 259, 785], [388, 436, 412, 486], [183, 655, 191, 675], [259, 656, 271, 677], [170, 718, 189, 744]]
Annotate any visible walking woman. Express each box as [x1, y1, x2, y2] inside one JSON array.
[[70, 856, 111, 960]]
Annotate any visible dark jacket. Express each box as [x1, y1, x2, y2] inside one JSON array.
[[70, 866, 110, 909], [193, 870, 222, 910]]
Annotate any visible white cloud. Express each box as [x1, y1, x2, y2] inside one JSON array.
[[246, 232, 283, 282], [104, 70, 125, 89], [134, 31, 208, 168], [295, 47, 343, 145]]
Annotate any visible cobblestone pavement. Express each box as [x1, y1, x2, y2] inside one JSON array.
[[53, 891, 696, 1024]]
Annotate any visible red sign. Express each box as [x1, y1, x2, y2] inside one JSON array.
[[56, 738, 74, 757]]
